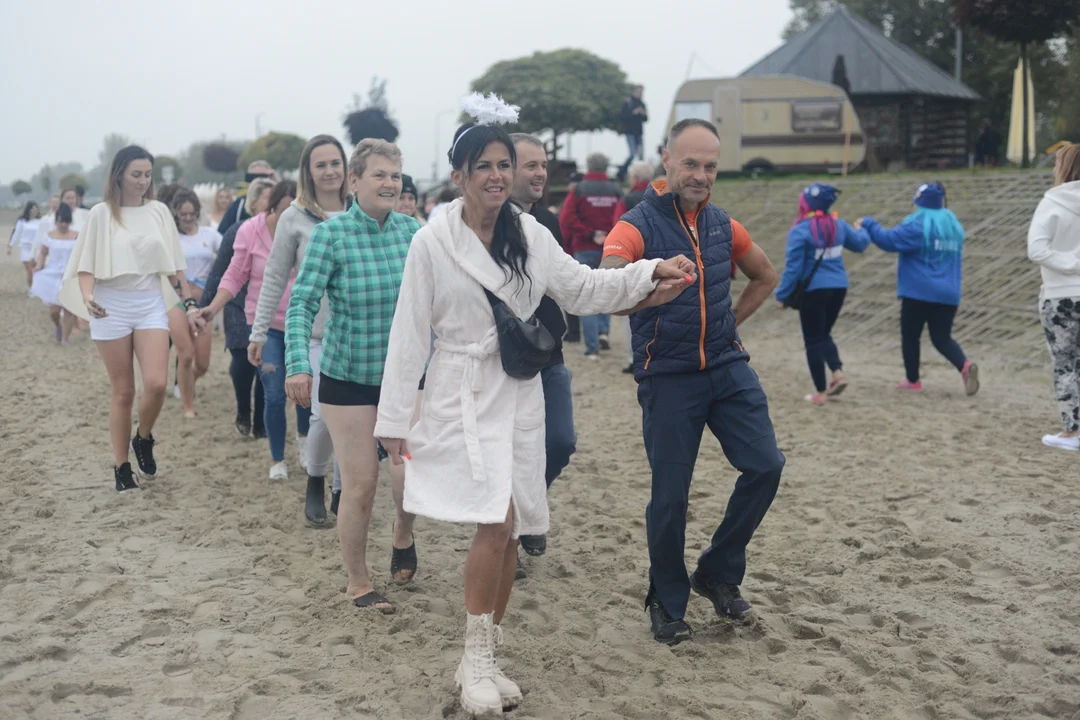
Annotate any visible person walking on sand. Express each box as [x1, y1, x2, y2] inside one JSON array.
[[601, 118, 785, 645], [374, 94, 696, 718], [775, 184, 869, 404], [58, 145, 203, 491], [1028, 144, 1080, 451], [217, 160, 279, 234], [9, 201, 41, 291], [200, 179, 310, 481], [198, 178, 275, 440], [249, 135, 348, 526], [282, 139, 423, 611], [858, 183, 979, 396], [507, 132, 577, 574], [30, 203, 79, 343]]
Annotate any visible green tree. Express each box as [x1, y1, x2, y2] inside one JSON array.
[[59, 173, 89, 192], [468, 49, 629, 159], [12, 180, 32, 196], [343, 77, 400, 145], [239, 132, 307, 172], [955, 0, 1080, 166], [203, 143, 240, 174], [177, 140, 248, 185], [153, 154, 184, 184]]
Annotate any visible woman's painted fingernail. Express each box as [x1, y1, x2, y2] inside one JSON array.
[[684, 274, 694, 282], [403, 453, 412, 461]]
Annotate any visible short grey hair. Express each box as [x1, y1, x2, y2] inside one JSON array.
[[629, 161, 654, 184], [586, 153, 609, 173], [349, 138, 403, 177], [510, 133, 544, 150], [244, 177, 275, 215], [247, 160, 273, 173]]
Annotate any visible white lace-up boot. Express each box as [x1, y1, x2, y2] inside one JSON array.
[[492, 623, 523, 708], [454, 613, 503, 717]]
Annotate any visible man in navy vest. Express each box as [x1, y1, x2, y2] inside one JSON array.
[[602, 118, 785, 645]]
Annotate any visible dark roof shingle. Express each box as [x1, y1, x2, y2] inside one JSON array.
[[741, 6, 979, 101]]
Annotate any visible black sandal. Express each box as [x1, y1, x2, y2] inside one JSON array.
[[353, 591, 395, 614], [390, 544, 417, 584]]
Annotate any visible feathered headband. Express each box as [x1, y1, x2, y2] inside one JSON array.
[[449, 92, 521, 160]]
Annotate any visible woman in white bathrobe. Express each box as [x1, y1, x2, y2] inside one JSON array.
[[375, 117, 695, 718]]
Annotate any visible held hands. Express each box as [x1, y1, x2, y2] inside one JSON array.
[[285, 373, 313, 408], [247, 341, 263, 367], [377, 437, 410, 466], [186, 310, 206, 337], [643, 254, 697, 308], [84, 295, 108, 319]]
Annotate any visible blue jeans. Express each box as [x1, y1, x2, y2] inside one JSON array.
[[542, 364, 576, 487], [619, 134, 644, 177], [574, 250, 609, 354], [258, 328, 311, 462]]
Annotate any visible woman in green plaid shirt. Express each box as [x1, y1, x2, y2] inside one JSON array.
[[283, 140, 421, 615]]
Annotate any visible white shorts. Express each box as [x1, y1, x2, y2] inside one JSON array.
[[89, 287, 170, 341]]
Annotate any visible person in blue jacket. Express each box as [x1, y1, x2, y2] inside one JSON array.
[[858, 183, 980, 396], [776, 184, 869, 403]]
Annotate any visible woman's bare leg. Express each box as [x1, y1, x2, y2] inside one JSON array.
[[48, 306, 61, 333], [23, 262, 33, 288], [95, 335, 136, 466], [168, 307, 197, 417], [389, 390, 423, 557], [464, 504, 515, 616], [131, 329, 170, 436], [320, 403, 385, 605], [60, 308, 77, 343]]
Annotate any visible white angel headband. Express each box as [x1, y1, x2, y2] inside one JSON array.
[[449, 92, 521, 160]]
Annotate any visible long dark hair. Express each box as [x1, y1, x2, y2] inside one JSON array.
[[19, 201, 39, 222], [266, 179, 298, 216], [449, 123, 530, 289], [55, 204, 73, 225]]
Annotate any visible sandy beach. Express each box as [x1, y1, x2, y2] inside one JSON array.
[[1, 217, 1078, 719]]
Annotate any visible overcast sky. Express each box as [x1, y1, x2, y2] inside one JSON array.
[[0, 0, 791, 186]]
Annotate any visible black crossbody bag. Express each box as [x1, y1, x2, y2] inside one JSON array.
[[483, 288, 555, 380], [783, 249, 829, 311]]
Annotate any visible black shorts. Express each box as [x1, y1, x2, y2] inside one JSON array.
[[319, 373, 381, 407]]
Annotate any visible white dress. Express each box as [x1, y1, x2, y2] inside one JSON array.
[[30, 236, 77, 306], [10, 219, 40, 263], [374, 199, 661, 536], [32, 208, 88, 264]]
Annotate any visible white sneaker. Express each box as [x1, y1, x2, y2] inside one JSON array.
[[1042, 433, 1080, 451], [584, 353, 600, 362], [296, 434, 308, 472], [269, 461, 288, 480], [172, 385, 181, 400], [455, 613, 504, 717], [491, 624, 523, 709]]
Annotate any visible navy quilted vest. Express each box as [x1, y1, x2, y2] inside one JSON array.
[[624, 185, 749, 380]]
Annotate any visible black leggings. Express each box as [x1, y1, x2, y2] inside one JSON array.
[[900, 298, 967, 383], [798, 288, 847, 392], [229, 348, 265, 429]]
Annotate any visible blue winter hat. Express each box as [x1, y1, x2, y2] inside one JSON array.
[[802, 183, 840, 212], [913, 183, 946, 209]]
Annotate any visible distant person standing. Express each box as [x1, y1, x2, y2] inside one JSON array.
[[75, 185, 89, 209], [974, 119, 1002, 168], [559, 153, 622, 359], [217, 160, 279, 234], [617, 85, 648, 182]]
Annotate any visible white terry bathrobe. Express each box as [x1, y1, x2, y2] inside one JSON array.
[[374, 199, 662, 536]]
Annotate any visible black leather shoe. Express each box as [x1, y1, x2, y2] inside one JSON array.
[[690, 571, 752, 622], [647, 591, 692, 645], [305, 475, 327, 526], [520, 534, 546, 557]]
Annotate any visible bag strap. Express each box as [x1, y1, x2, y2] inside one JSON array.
[[482, 287, 503, 309], [801, 244, 830, 288]]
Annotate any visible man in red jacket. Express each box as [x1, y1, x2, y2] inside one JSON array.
[[559, 153, 623, 359]]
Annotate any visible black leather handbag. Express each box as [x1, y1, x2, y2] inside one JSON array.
[[483, 288, 555, 380], [782, 251, 828, 311]]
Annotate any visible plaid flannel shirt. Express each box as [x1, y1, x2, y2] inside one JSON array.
[[285, 204, 420, 384]]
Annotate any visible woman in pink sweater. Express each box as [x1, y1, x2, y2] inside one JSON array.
[[202, 180, 309, 480]]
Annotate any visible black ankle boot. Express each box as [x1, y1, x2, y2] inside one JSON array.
[[305, 475, 326, 526]]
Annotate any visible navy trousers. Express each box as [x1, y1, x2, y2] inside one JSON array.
[[542, 363, 576, 487], [638, 360, 784, 619]]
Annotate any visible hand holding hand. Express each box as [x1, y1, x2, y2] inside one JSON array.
[[186, 310, 205, 337], [285, 373, 312, 408], [377, 437, 410, 466]]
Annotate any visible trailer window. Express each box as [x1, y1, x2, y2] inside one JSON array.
[[791, 101, 843, 132], [675, 102, 713, 123]]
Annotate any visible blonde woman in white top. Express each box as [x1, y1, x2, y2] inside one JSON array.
[[205, 186, 234, 228], [59, 145, 202, 492]]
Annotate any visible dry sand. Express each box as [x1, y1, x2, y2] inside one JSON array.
[[1, 219, 1078, 719]]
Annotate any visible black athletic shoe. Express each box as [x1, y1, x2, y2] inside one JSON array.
[[647, 592, 692, 645], [690, 571, 752, 622], [114, 462, 140, 492], [252, 425, 267, 440], [520, 534, 546, 557], [305, 476, 327, 526], [564, 332, 581, 344], [235, 414, 251, 437], [131, 432, 157, 480], [621, 363, 635, 374], [329, 489, 341, 516], [515, 550, 527, 581]]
